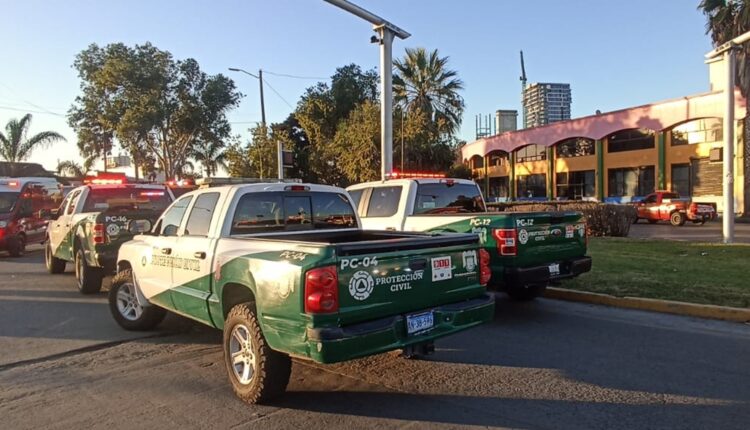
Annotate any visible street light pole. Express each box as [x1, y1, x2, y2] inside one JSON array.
[[704, 30, 750, 244], [228, 68, 266, 128], [323, 0, 410, 180]]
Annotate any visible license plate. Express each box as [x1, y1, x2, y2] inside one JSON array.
[[548, 263, 560, 276], [406, 312, 434, 335]]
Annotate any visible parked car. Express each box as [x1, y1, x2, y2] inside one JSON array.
[[0, 177, 62, 256], [633, 191, 717, 226], [108, 178, 494, 403], [44, 175, 174, 293], [347, 175, 591, 301]]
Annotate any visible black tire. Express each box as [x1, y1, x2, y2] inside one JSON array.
[[223, 303, 291, 404], [647, 219, 658, 224], [506, 284, 547, 301], [670, 211, 686, 227], [45, 241, 66, 274], [75, 248, 103, 294], [7, 234, 25, 257], [108, 269, 166, 331]]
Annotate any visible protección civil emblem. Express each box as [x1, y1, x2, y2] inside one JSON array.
[[349, 270, 374, 301]]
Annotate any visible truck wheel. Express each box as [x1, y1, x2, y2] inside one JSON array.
[[506, 284, 546, 301], [7, 235, 25, 257], [223, 303, 291, 404], [108, 269, 166, 331], [670, 211, 686, 227], [75, 248, 103, 294], [45, 241, 66, 274]]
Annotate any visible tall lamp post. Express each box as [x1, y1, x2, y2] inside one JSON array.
[[705, 30, 750, 244], [323, 0, 410, 181], [229, 67, 285, 179]]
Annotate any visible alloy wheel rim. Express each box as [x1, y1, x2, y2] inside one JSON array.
[[115, 282, 143, 321], [229, 324, 256, 385]]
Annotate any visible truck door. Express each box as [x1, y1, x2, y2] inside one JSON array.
[[49, 188, 82, 261], [359, 185, 404, 231], [171, 192, 221, 324], [136, 195, 193, 309]]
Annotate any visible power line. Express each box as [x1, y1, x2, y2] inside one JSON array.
[[262, 78, 295, 110], [263, 70, 328, 80], [0, 82, 64, 117], [0, 105, 65, 117]]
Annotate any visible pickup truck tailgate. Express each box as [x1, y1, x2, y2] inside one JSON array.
[[334, 234, 484, 326], [508, 212, 586, 266]]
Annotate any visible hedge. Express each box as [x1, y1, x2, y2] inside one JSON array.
[[488, 201, 637, 237]]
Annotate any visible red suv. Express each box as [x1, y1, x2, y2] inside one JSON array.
[[0, 178, 62, 257]]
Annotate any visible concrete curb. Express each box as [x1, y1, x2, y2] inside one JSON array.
[[544, 287, 750, 323]]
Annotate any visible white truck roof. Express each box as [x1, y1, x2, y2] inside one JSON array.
[[347, 178, 477, 191]]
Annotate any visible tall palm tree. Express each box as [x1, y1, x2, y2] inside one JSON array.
[[191, 140, 227, 178], [699, 0, 750, 99], [393, 47, 465, 136], [57, 156, 95, 177], [0, 114, 67, 163]]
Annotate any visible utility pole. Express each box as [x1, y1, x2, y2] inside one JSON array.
[[324, 0, 410, 180], [229, 67, 272, 179], [705, 29, 750, 244]]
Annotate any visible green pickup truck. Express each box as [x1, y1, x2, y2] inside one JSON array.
[[347, 178, 592, 300], [109, 180, 494, 403], [44, 183, 173, 293]]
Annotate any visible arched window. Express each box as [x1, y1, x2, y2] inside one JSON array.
[[515, 144, 547, 162], [607, 129, 654, 152], [671, 118, 722, 146], [556, 137, 595, 158]]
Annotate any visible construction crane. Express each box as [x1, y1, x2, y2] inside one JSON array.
[[520, 50, 527, 128]]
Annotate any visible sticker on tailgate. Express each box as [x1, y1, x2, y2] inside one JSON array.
[[431, 256, 452, 282]]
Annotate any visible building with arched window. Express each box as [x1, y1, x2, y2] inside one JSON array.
[[462, 59, 748, 215]]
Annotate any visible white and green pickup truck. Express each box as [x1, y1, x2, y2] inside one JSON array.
[[109, 179, 494, 403], [347, 178, 591, 300]]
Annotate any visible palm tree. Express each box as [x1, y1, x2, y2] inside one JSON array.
[[699, 0, 750, 99], [57, 156, 95, 177], [393, 47, 465, 136], [191, 140, 227, 177], [0, 114, 66, 163]]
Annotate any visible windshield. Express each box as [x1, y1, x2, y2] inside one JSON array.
[[82, 188, 172, 213], [0, 192, 19, 213], [662, 192, 680, 199], [413, 183, 486, 214]]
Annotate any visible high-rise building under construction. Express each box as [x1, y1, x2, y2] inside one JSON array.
[[522, 82, 571, 128]]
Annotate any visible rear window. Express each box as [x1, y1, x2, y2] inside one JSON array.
[[82, 187, 172, 213], [413, 183, 486, 214], [231, 192, 357, 235], [662, 192, 680, 199], [0, 192, 19, 213]]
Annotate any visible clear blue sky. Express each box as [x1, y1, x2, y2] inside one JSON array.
[[0, 0, 714, 172]]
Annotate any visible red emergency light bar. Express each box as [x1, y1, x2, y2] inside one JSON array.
[[83, 172, 127, 185], [386, 171, 446, 179], [166, 179, 193, 187]]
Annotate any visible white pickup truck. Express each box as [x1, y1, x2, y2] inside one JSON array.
[[109, 179, 494, 403], [347, 178, 591, 300]]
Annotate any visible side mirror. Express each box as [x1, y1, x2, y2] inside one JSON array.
[[127, 219, 153, 235]]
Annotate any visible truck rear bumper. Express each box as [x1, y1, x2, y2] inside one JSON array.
[[304, 294, 495, 364], [501, 256, 592, 287]]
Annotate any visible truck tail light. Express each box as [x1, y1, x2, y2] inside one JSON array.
[[479, 249, 491, 286], [492, 228, 517, 256], [93, 223, 106, 244], [305, 266, 338, 314]]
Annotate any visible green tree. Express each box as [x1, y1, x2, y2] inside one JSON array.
[[699, 0, 750, 99], [393, 48, 465, 136], [56, 157, 95, 177], [69, 42, 242, 180], [224, 125, 284, 179], [0, 114, 66, 164], [333, 100, 381, 184]]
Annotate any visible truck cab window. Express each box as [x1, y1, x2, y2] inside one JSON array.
[[367, 186, 402, 217], [160, 196, 192, 236], [413, 183, 486, 214], [184, 193, 219, 237], [231, 194, 284, 234]]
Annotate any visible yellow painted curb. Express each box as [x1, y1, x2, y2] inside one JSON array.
[[544, 287, 750, 323]]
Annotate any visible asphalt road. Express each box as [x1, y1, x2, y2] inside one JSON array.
[[629, 219, 750, 243], [1, 248, 749, 429]]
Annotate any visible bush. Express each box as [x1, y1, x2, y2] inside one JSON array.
[[488, 201, 637, 237]]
